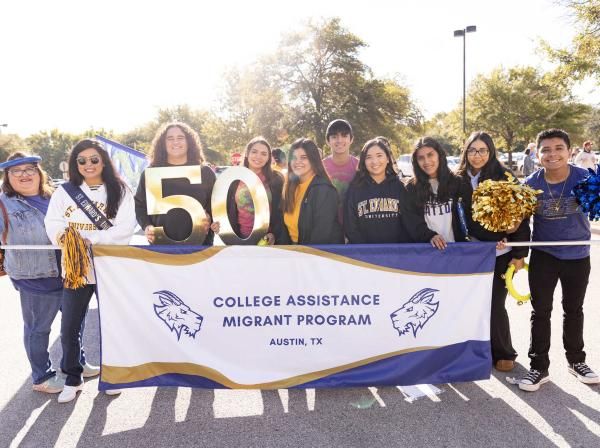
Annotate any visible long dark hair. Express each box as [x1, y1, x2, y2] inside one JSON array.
[[243, 136, 281, 187], [282, 138, 332, 213], [410, 136, 456, 206], [1, 151, 53, 198], [67, 139, 127, 219], [456, 131, 507, 180], [351, 137, 397, 186], [150, 122, 204, 167]]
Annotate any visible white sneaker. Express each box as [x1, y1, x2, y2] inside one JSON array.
[[57, 384, 84, 403], [105, 388, 122, 396], [82, 363, 100, 378]]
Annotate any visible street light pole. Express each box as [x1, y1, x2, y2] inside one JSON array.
[[453, 25, 476, 135]]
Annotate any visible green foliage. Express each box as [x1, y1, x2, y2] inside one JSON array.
[[542, 0, 600, 82], [213, 17, 422, 155], [581, 106, 600, 144], [0, 133, 26, 163], [25, 130, 79, 178], [464, 66, 589, 153]]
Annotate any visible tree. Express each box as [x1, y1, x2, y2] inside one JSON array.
[[118, 105, 227, 164], [0, 133, 25, 163], [582, 106, 600, 144], [422, 111, 464, 155], [25, 130, 79, 178], [464, 66, 590, 159], [216, 17, 422, 153], [542, 0, 600, 83]]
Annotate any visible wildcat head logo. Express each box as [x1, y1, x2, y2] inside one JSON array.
[[153, 290, 203, 340], [391, 288, 439, 337]]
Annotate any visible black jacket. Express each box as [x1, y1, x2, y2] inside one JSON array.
[[344, 175, 410, 244], [278, 175, 344, 245], [226, 173, 284, 243], [466, 166, 530, 259], [403, 175, 472, 243], [134, 164, 216, 245]]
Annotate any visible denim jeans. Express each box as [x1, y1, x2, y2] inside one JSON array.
[[61, 285, 95, 386], [19, 288, 62, 384]]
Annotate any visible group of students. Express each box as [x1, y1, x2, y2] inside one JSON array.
[[0, 119, 597, 405]]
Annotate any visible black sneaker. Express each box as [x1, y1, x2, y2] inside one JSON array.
[[518, 369, 550, 392], [568, 363, 600, 384]]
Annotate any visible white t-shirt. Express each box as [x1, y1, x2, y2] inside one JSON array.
[[424, 179, 455, 242], [574, 150, 596, 170]]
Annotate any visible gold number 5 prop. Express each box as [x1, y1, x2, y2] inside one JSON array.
[[211, 166, 270, 245], [145, 166, 209, 244]]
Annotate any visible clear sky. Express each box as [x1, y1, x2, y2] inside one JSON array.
[[1, 0, 596, 137]]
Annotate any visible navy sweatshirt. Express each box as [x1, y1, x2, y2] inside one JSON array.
[[344, 175, 410, 244]]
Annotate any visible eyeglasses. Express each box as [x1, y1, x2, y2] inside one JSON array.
[[77, 156, 101, 166], [467, 148, 489, 156], [8, 167, 37, 177]]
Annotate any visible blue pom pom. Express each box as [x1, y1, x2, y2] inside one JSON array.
[[573, 165, 600, 221]]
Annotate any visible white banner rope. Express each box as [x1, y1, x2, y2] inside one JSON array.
[[2, 241, 600, 250]]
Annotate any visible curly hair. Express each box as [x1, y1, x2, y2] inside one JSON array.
[[150, 122, 205, 167]]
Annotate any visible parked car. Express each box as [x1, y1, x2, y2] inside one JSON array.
[[516, 152, 541, 176], [447, 156, 460, 172], [51, 178, 66, 187], [397, 154, 461, 177], [396, 154, 413, 178], [498, 152, 523, 174]]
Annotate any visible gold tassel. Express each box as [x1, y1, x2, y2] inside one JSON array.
[[60, 227, 91, 289]]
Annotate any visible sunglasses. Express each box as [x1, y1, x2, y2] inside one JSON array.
[[77, 156, 101, 166]]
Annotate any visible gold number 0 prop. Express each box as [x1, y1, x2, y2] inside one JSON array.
[[145, 166, 209, 244], [211, 166, 270, 245]]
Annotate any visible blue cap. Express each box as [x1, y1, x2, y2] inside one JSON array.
[[0, 155, 42, 170]]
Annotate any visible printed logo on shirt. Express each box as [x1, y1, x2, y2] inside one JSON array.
[[537, 197, 580, 220], [424, 198, 452, 217], [64, 201, 106, 218], [357, 197, 399, 219]]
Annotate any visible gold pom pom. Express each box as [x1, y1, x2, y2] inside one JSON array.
[[472, 172, 542, 232], [59, 227, 91, 289]]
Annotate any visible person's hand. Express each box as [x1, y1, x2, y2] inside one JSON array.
[[145, 225, 155, 244], [430, 234, 447, 250], [496, 238, 507, 251], [210, 221, 221, 233], [509, 258, 525, 272], [265, 233, 275, 245]]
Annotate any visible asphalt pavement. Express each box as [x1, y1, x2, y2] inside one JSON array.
[[1, 242, 599, 448]]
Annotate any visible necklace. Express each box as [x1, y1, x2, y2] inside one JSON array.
[[544, 168, 569, 212]]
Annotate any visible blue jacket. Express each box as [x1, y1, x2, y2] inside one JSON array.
[[0, 193, 59, 279]]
